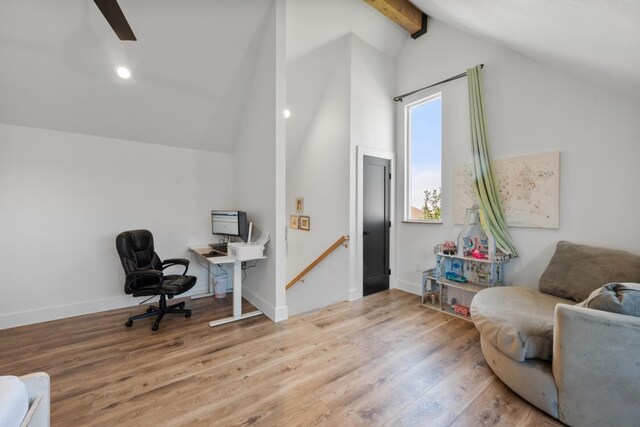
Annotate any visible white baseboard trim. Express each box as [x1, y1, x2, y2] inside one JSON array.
[[273, 305, 288, 323], [348, 288, 361, 301], [0, 284, 209, 330], [394, 279, 421, 296], [242, 286, 279, 322]]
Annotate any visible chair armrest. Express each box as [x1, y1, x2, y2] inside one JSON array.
[[162, 258, 189, 275], [19, 372, 49, 427], [126, 270, 164, 292], [553, 304, 640, 427]]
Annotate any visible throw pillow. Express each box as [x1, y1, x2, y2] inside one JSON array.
[[577, 282, 640, 317], [539, 241, 640, 302]]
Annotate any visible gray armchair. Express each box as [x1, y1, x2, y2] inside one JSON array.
[[472, 241, 640, 426]]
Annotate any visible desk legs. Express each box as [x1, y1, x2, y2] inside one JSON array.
[[233, 261, 241, 317], [209, 261, 262, 327], [191, 256, 215, 300]]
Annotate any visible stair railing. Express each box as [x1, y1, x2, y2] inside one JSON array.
[[286, 235, 350, 290]]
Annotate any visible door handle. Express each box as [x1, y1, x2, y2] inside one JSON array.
[[363, 230, 370, 235]]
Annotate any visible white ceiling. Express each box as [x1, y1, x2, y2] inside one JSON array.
[[287, 0, 407, 61], [0, 0, 271, 152], [285, 0, 407, 163], [412, 0, 640, 100], [5, 0, 634, 155]]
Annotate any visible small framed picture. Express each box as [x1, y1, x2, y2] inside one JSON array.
[[299, 215, 310, 231], [290, 215, 299, 229], [295, 197, 304, 213]]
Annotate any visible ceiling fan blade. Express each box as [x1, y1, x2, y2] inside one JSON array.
[[93, 0, 137, 41]]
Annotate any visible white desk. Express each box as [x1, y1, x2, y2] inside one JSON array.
[[189, 246, 264, 327]]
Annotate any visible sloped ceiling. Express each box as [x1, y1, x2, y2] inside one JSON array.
[[6, 0, 629, 158], [412, 0, 640, 100], [287, 0, 407, 62], [286, 0, 407, 163], [0, 0, 272, 152]]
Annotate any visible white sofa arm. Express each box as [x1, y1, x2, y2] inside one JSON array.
[[19, 373, 49, 427], [553, 304, 640, 427]]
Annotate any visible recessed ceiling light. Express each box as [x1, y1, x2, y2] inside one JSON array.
[[117, 66, 131, 79], [283, 109, 291, 119]]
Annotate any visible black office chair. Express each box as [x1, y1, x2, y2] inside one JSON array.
[[115, 229, 197, 331]]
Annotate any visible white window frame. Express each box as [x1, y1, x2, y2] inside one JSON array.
[[404, 92, 443, 224]]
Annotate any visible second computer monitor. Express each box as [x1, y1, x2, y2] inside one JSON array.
[[211, 210, 248, 242]]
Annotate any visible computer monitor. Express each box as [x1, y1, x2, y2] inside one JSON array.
[[211, 210, 248, 242]]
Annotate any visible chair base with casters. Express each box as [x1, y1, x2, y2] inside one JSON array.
[[125, 294, 192, 331]]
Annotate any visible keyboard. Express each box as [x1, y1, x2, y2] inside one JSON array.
[[208, 243, 228, 254], [204, 251, 225, 258]]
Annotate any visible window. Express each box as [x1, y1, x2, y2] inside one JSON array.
[[405, 93, 442, 222]]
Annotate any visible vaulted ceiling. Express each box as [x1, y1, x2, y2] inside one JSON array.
[[0, 0, 271, 152], [2, 0, 637, 156], [286, 0, 406, 163], [411, 0, 640, 100]]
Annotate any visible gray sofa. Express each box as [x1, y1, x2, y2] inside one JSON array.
[[471, 241, 640, 427]]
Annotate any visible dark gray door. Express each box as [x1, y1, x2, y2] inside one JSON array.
[[363, 155, 390, 296]]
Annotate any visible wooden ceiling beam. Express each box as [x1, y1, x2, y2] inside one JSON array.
[[363, 0, 427, 39]]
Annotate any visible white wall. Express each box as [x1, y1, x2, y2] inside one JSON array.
[[286, 38, 351, 315], [349, 34, 397, 299], [285, 33, 396, 315], [0, 123, 234, 329], [283, 0, 402, 315], [395, 19, 640, 294], [233, 0, 287, 321], [350, 34, 396, 155], [286, 0, 406, 61]]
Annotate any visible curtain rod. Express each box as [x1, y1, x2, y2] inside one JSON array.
[[393, 64, 484, 102]]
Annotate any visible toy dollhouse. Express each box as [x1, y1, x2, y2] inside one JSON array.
[[423, 205, 510, 320]]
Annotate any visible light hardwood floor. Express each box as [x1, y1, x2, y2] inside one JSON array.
[[0, 290, 561, 426]]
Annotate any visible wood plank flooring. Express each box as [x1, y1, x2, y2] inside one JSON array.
[[0, 290, 562, 426]]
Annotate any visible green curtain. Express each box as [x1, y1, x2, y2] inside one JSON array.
[[467, 65, 518, 257]]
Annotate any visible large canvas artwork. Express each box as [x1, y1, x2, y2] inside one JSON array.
[[454, 151, 560, 228]]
